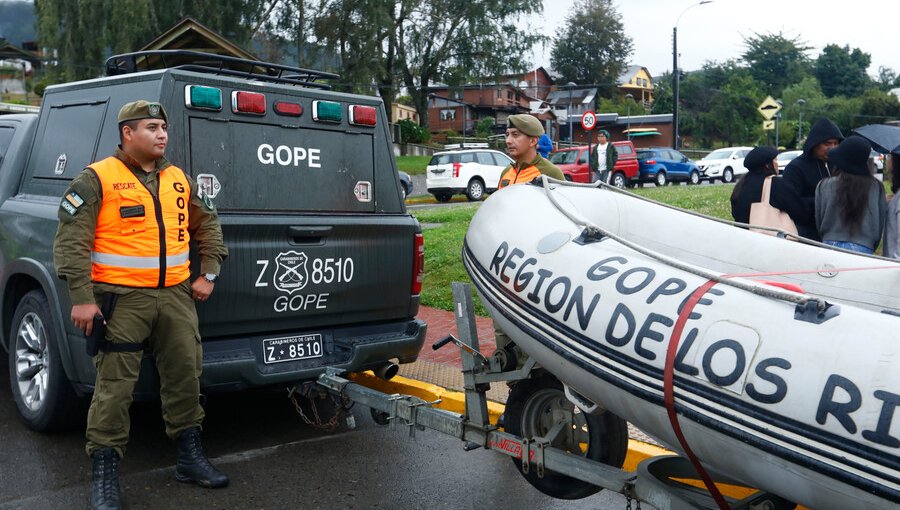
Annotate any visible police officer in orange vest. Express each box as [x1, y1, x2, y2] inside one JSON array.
[[53, 100, 229, 510], [498, 114, 565, 188], [493, 114, 564, 367]]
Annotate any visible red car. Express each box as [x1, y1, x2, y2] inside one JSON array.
[[548, 141, 639, 188]]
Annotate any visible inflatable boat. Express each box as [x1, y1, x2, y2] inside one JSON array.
[[462, 179, 900, 509]]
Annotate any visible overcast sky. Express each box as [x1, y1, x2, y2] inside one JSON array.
[[532, 0, 899, 79]]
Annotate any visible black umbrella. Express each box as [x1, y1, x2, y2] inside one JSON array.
[[853, 124, 900, 154]]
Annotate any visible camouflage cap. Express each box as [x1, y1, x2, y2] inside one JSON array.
[[118, 100, 168, 123], [507, 114, 544, 137]]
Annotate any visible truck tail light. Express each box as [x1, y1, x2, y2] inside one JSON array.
[[349, 105, 377, 126], [274, 101, 303, 116], [232, 91, 266, 115], [452, 162, 461, 178], [185, 85, 222, 110], [412, 233, 424, 295]]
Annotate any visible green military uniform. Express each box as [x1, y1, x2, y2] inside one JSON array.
[[54, 147, 227, 459]]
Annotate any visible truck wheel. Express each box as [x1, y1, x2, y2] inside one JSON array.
[[466, 178, 485, 201], [610, 172, 627, 189], [8, 290, 81, 431], [505, 375, 628, 500]]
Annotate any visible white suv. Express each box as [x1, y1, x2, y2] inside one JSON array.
[[696, 146, 753, 183], [426, 147, 513, 201]]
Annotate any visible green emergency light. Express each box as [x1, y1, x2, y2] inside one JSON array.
[[185, 85, 222, 111], [313, 100, 342, 123]]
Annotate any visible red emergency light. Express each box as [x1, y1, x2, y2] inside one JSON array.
[[274, 101, 303, 116], [232, 91, 266, 115], [349, 105, 377, 126]]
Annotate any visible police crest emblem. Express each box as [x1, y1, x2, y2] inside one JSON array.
[[273, 251, 309, 294], [148, 103, 161, 118]]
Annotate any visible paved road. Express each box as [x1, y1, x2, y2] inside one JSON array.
[[0, 361, 640, 510]]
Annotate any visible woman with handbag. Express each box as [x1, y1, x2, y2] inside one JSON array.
[[730, 146, 805, 236], [815, 136, 888, 254]]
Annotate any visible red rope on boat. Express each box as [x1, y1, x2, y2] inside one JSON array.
[[664, 279, 731, 510]]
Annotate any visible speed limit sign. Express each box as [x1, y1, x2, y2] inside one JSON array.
[[581, 111, 597, 131]]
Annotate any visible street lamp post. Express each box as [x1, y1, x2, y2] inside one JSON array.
[[566, 81, 576, 144], [672, 0, 713, 149], [796, 98, 806, 146], [625, 93, 633, 140]]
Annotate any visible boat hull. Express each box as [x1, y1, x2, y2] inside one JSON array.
[[464, 183, 900, 509]]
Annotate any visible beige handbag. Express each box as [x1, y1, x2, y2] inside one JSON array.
[[749, 176, 798, 237]]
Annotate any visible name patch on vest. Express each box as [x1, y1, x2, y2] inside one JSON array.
[[119, 205, 145, 218], [112, 182, 138, 191]]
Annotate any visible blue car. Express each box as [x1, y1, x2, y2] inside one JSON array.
[[637, 148, 703, 186]]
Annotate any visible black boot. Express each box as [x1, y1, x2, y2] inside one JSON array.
[[175, 427, 229, 488], [90, 447, 122, 510]]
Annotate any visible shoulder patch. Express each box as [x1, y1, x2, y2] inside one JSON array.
[[60, 191, 84, 216]]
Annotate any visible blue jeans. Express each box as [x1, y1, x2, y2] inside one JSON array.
[[824, 240, 874, 254]]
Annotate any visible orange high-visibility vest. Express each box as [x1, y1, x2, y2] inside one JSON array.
[[90, 157, 192, 288], [498, 164, 542, 189]]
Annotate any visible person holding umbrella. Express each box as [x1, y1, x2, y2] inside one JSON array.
[[884, 158, 900, 258]]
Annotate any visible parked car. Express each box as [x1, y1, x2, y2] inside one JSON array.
[[776, 150, 802, 171], [696, 146, 753, 183], [548, 140, 639, 188], [871, 149, 885, 173], [636, 148, 702, 185], [398, 171, 413, 199], [426, 148, 513, 201]]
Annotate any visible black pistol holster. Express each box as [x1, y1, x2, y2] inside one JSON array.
[[85, 293, 143, 356]]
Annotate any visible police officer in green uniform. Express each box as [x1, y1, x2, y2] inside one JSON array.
[[493, 114, 564, 365], [54, 100, 229, 510]]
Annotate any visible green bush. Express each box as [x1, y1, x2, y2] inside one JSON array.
[[398, 119, 431, 144]]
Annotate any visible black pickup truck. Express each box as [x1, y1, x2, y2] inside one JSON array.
[[0, 51, 426, 431]]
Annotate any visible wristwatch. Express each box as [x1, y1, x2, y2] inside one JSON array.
[[203, 273, 218, 283]]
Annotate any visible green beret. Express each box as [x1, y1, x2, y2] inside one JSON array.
[[118, 100, 168, 123], [507, 114, 544, 137]]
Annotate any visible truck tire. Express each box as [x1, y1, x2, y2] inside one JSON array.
[[433, 192, 452, 203], [610, 172, 628, 189], [8, 290, 82, 431], [505, 375, 628, 500]]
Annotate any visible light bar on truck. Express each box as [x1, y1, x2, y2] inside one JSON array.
[[184, 85, 222, 111], [232, 91, 266, 115], [349, 105, 377, 126], [274, 101, 303, 117], [312, 100, 342, 123]]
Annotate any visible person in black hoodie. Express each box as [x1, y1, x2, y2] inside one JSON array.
[[730, 146, 805, 226], [781, 118, 844, 240]]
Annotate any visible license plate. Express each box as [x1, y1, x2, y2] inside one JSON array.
[[263, 334, 324, 364]]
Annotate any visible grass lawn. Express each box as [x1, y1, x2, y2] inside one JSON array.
[[413, 184, 736, 315], [396, 155, 431, 176]]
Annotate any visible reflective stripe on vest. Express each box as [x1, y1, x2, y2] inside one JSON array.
[[90, 157, 192, 288], [498, 164, 542, 189]]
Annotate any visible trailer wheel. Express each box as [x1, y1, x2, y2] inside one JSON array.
[[505, 375, 628, 500]]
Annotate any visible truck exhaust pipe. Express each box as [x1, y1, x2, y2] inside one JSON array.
[[374, 362, 399, 380]]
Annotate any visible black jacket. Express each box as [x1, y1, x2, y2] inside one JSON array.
[[781, 118, 844, 240], [730, 172, 806, 226]]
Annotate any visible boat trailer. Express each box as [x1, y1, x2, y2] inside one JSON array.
[[311, 283, 795, 510]]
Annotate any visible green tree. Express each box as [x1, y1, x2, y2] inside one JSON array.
[[549, 0, 633, 96], [814, 44, 871, 98], [679, 61, 763, 147], [875, 66, 897, 92], [741, 32, 811, 96]]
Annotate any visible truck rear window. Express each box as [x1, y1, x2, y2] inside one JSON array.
[[189, 118, 375, 212]]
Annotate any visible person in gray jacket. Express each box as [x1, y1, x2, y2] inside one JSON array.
[[815, 136, 887, 254]]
